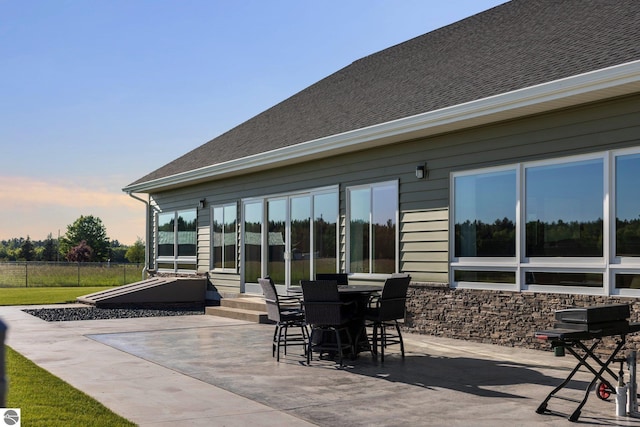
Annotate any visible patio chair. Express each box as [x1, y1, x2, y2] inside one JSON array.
[[364, 275, 411, 362], [258, 277, 309, 362], [301, 280, 355, 366], [315, 273, 349, 286]]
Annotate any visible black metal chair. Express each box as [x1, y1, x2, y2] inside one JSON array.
[[301, 280, 355, 366], [315, 273, 349, 286], [258, 277, 309, 362], [364, 275, 411, 362]]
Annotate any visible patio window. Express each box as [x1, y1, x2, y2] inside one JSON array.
[[347, 181, 398, 275], [451, 147, 640, 295], [212, 203, 237, 271], [156, 208, 197, 272], [525, 159, 603, 258], [454, 168, 516, 258], [615, 153, 640, 258]]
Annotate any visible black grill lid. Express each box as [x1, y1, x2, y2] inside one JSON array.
[[555, 304, 630, 324]]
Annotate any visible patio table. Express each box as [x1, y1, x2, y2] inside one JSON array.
[[339, 285, 383, 356]]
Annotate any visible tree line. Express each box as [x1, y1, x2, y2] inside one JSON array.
[[1, 215, 145, 263]]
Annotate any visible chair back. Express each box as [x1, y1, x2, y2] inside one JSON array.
[[258, 277, 282, 322], [378, 276, 411, 321], [300, 280, 340, 302], [315, 273, 349, 286], [300, 280, 346, 326]]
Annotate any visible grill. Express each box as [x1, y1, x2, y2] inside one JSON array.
[[534, 304, 640, 422]]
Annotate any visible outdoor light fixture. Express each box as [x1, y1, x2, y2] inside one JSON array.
[[199, 199, 206, 209], [415, 163, 427, 179]]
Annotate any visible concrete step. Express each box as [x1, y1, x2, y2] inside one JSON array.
[[205, 305, 270, 323], [221, 297, 267, 311], [205, 296, 271, 324]]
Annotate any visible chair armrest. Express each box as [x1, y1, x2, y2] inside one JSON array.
[[367, 295, 381, 308]]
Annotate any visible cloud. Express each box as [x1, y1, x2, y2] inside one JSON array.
[[0, 176, 146, 244], [0, 176, 132, 209]]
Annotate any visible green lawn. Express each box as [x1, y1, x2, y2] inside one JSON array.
[[5, 346, 136, 427], [2, 287, 136, 426], [0, 286, 114, 305]]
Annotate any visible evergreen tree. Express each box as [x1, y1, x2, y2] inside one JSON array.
[[42, 233, 58, 261], [19, 236, 35, 261]]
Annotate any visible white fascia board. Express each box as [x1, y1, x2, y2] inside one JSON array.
[[124, 60, 640, 194]]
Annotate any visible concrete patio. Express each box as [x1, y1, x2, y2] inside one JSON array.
[[2, 304, 640, 426]]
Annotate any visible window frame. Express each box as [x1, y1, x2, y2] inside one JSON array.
[[346, 180, 399, 278], [450, 148, 640, 296], [210, 202, 238, 273], [522, 153, 607, 265], [155, 208, 198, 273]]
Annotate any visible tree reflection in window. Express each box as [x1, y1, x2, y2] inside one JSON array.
[[348, 182, 397, 274], [176, 210, 197, 257], [454, 170, 516, 257], [616, 153, 640, 257], [526, 159, 603, 257]]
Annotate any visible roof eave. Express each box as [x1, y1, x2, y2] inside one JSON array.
[[123, 60, 640, 194]]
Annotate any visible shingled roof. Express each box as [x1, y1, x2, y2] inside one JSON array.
[[126, 0, 640, 191]]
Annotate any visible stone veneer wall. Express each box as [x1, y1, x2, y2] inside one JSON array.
[[404, 283, 640, 355]]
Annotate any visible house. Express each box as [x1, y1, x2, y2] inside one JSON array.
[[123, 0, 640, 349]]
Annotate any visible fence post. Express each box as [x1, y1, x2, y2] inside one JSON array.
[[0, 318, 7, 407], [77, 262, 81, 287], [25, 262, 28, 288]]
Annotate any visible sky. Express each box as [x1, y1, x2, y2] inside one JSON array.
[[0, 0, 506, 245]]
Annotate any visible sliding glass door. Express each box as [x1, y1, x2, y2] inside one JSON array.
[[243, 188, 337, 291]]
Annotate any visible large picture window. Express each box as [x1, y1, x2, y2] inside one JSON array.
[[212, 203, 237, 271], [525, 159, 603, 258], [156, 208, 197, 272], [454, 169, 516, 258], [616, 153, 640, 257], [451, 148, 640, 295], [347, 181, 398, 275]]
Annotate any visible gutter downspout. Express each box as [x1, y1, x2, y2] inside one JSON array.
[[127, 192, 151, 281]]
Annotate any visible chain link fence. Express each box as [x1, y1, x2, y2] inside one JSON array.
[[0, 262, 145, 288]]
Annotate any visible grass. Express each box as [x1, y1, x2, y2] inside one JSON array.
[[3, 288, 136, 425], [5, 346, 136, 427], [0, 287, 115, 305]]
